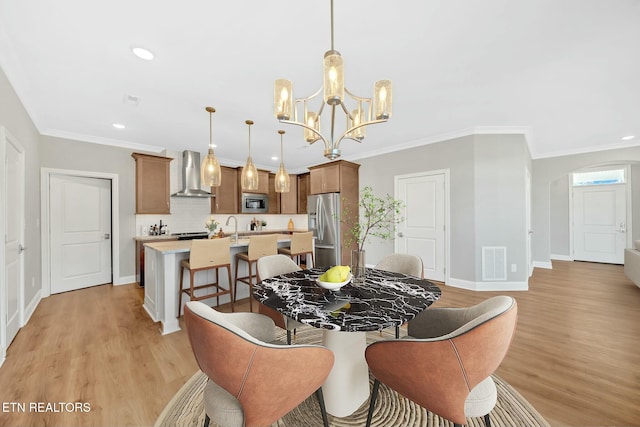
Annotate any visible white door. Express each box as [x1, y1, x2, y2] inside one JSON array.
[[573, 184, 626, 264], [3, 129, 25, 346], [50, 175, 112, 294], [395, 171, 446, 281], [525, 169, 533, 276]]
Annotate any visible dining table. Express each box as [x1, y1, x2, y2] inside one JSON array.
[[253, 267, 441, 417]]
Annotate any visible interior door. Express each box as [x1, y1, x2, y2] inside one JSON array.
[[395, 172, 446, 281], [573, 184, 626, 264], [50, 175, 112, 293], [3, 129, 25, 347]]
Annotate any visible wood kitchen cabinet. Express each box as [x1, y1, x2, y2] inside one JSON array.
[[132, 152, 173, 214], [267, 173, 297, 214], [268, 173, 280, 214], [280, 174, 298, 214], [211, 166, 238, 214], [236, 167, 269, 194], [297, 173, 310, 214], [309, 160, 359, 195]]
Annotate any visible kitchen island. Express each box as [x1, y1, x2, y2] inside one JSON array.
[[143, 235, 299, 334]]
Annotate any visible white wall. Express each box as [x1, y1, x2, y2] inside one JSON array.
[[0, 65, 42, 324], [357, 133, 530, 289]]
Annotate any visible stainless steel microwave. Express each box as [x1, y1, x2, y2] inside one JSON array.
[[241, 193, 269, 213]]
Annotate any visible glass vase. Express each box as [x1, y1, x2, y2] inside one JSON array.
[[351, 249, 366, 283]]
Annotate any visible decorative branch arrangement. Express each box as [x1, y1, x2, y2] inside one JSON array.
[[342, 186, 405, 252]]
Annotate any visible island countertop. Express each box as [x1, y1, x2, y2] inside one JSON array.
[[143, 234, 293, 254]]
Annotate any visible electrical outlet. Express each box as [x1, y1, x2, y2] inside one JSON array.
[[510, 264, 517, 273]]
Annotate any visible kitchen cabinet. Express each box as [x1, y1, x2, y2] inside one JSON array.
[[309, 160, 359, 195], [268, 174, 280, 214], [297, 173, 310, 214], [211, 166, 238, 214], [280, 174, 298, 214], [132, 152, 173, 214], [267, 173, 298, 214], [237, 167, 269, 194]]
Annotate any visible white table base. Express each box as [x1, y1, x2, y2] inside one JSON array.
[[321, 330, 370, 417]]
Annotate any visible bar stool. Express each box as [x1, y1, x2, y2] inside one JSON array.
[[278, 231, 314, 268], [234, 234, 279, 312], [178, 237, 233, 317]]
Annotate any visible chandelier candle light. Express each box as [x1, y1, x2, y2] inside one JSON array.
[[241, 120, 259, 191], [274, 0, 392, 160], [274, 130, 290, 193], [201, 106, 222, 187]]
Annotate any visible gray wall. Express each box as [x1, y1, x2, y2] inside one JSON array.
[[0, 66, 42, 311], [532, 148, 640, 265], [39, 135, 138, 279], [357, 133, 530, 285]]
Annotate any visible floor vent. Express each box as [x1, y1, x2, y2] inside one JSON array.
[[482, 246, 507, 281]]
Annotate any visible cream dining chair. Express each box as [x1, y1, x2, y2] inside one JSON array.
[[234, 234, 279, 312], [178, 237, 233, 317]]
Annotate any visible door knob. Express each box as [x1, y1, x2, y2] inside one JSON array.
[[397, 232, 404, 237], [104, 233, 111, 239], [18, 244, 26, 253]]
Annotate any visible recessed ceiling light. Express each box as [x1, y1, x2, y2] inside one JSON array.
[[621, 135, 635, 141], [271, 156, 278, 161], [131, 46, 154, 60], [112, 123, 125, 129]]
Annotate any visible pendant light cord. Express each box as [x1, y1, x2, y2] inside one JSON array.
[[330, 0, 334, 51]]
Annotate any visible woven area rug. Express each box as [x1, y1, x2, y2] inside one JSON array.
[[155, 327, 550, 427]]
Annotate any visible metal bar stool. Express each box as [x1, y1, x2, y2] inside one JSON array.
[[278, 231, 314, 268], [234, 234, 279, 312], [178, 237, 233, 317]]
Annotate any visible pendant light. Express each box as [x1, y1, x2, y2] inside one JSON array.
[[201, 106, 222, 187], [274, 130, 290, 193], [241, 120, 259, 191]]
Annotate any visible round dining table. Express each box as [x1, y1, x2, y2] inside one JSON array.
[[253, 267, 441, 417]]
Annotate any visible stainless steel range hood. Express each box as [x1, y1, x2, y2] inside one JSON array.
[[171, 150, 215, 198]]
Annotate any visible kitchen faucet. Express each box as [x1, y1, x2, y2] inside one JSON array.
[[225, 216, 238, 242]]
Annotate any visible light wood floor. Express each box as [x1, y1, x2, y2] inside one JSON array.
[[0, 261, 638, 427]]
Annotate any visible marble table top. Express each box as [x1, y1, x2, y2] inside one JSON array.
[[253, 267, 442, 332]]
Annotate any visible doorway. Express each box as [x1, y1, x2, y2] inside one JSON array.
[[1, 127, 25, 352], [41, 169, 121, 296], [394, 170, 449, 282], [571, 167, 630, 264]]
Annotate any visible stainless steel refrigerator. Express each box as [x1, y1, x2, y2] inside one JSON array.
[[308, 193, 341, 267]]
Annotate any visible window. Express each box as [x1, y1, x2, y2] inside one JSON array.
[[572, 168, 626, 186]]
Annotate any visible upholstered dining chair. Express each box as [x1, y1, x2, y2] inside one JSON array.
[[178, 237, 233, 317], [234, 234, 279, 312], [278, 231, 314, 268], [364, 296, 518, 427], [374, 253, 424, 337], [184, 301, 334, 427], [374, 253, 424, 278], [256, 254, 306, 345]]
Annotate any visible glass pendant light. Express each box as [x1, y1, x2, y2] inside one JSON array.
[[274, 130, 290, 193], [201, 106, 222, 187], [241, 120, 259, 191]]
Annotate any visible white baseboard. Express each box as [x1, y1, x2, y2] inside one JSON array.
[[0, 348, 5, 368], [447, 277, 528, 291], [23, 289, 42, 326], [550, 254, 573, 261], [533, 261, 553, 269], [114, 275, 136, 286]]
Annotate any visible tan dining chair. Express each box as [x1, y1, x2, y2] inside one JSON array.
[[184, 301, 333, 427], [374, 253, 424, 337], [278, 231, 314, 268], [375, 253, 424, 278], [364, 296, 518, 427], [234, 234, 279, 312], [256, 254, 306, 345], [178, 237, 233, 317]]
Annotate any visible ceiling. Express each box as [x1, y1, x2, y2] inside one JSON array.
[[1, 0, 639, 172]]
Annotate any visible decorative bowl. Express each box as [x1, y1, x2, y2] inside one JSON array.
[[316, 273, 352, 290]]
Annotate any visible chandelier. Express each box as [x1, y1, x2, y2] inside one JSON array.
[[274, 0, 392, 160]]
